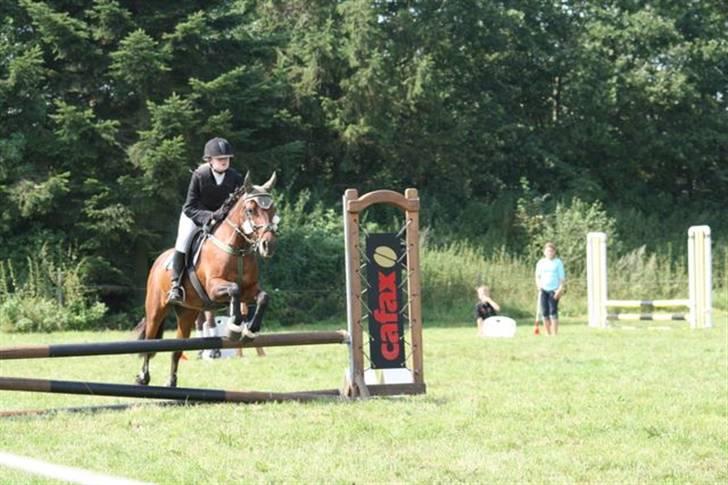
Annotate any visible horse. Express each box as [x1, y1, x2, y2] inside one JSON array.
[[133, 171, 278, 387]]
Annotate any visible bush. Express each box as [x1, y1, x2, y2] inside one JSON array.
[[516, 188, 618, 277], [0, 296, 107, 333], [0, 245, 107, 332]]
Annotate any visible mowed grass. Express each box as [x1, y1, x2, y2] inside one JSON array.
[[0, 315, 726, 484]]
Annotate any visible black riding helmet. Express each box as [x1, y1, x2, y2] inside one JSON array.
[[203, 137, 234, 159]]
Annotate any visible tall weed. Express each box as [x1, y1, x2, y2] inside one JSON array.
[[516, 189, 618, 276], [0, 245, 106, 332], [422, 243, 554, 322]]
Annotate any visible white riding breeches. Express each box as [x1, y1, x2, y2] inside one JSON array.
[[174, 212, 198, 253]]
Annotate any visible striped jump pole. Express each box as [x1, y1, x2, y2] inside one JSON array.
[[607, 313, 687, 321], [0, 376, 340, 403], [0, 331, 349, 360]]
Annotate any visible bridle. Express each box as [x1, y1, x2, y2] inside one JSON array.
[[210, 192, 279, 256]]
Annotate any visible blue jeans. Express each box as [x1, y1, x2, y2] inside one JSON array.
[[540, 290, 559, 319]]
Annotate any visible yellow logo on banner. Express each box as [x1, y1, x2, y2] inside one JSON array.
[[373, 245, 397, 268]]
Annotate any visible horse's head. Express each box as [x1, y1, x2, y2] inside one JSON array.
[[229, 171, 279, 258]]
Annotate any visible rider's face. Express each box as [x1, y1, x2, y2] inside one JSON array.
[[210, 156, 231, 173]]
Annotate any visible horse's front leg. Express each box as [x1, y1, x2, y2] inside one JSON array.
[[209, 279, 246, 340], [245, 290, 270, 333]]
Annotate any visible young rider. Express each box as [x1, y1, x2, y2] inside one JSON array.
[[167, 137, 244, 304]]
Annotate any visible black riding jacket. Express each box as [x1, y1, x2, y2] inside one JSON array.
[[182, 164, 244, 226]]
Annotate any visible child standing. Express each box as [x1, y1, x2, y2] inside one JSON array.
[[535, 242, 566, 335], [474, 285, 501, 336]]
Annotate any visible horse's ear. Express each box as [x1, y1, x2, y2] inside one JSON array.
[[262, 172, 277, 192], [243, 171, 253, 193]]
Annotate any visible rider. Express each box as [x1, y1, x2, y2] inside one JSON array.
[[167, 137, 244, 304]]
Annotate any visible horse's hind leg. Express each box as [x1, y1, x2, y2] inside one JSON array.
[[136, 298, 168, 386], [203, 311, 222, 359], [167, 307, 198, 387]]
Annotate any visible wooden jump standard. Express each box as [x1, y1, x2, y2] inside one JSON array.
[[0, 331, 349, 360], [343, 188, 425, 397], [0, 377, 340, 403]]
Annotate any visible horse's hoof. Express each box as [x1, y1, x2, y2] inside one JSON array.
[[227, 322, 243, 341], [166, 377, 177, 388], [135, 374, 150, 386], [242, 326, 257, 340], [201, 349, 221, 360]]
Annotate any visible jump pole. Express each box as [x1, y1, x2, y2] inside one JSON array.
[[586, 226, 712, 328], [0, 331, 349, 360], [0, 376, 340, 403]]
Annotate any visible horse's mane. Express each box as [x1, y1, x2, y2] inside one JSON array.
[[217, 185, 247, 220]]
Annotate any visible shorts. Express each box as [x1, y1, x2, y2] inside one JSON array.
[[539, 290, 559, 319]]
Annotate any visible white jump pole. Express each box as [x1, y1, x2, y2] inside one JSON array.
[[587, 226, 712, 329], [688, 226, 712, 328]]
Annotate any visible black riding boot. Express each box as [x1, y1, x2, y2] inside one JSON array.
[[167, 250, 186, 304]]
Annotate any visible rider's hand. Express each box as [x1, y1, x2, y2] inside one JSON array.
[[211, 208, 226, 223]]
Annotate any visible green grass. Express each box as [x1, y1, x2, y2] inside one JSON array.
[[0, 315, 726, 484]]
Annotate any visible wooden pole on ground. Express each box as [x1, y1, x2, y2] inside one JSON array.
[[0, 376, 341, 403]]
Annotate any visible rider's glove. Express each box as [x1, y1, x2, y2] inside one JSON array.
[[211, 208, 226, 224]]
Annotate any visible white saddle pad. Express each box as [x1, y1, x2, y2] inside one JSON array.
[[481, 316, 517, 338]]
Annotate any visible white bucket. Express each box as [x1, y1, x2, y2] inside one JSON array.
[[480, 316, 517, 338]]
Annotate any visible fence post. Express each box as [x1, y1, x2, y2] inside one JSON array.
[[586, 232, 608, 328], [688, 226, 712, 329]]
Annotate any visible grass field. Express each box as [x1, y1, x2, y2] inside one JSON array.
[[0, 314, 726, 484]]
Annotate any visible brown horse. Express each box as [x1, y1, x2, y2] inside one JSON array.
[[134, 172, 278, 387]]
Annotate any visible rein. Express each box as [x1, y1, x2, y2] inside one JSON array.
[[206, 194, 277, 257]]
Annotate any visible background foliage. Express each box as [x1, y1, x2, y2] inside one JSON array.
[[0, 0, 725, 329]]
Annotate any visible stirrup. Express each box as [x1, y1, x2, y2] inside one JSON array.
[[167, 286, 185, 304]]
